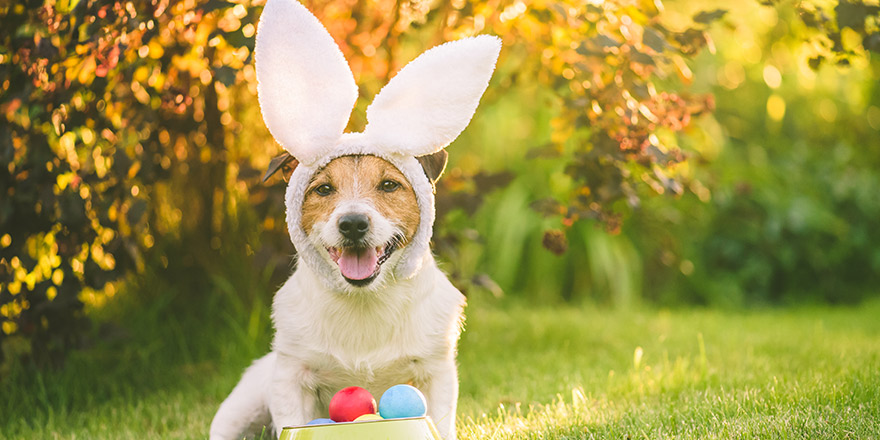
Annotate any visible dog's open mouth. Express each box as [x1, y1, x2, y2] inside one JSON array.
[[326, 238, 399, 286]]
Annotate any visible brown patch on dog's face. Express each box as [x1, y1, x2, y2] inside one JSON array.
[[301, 155, 420, 244]]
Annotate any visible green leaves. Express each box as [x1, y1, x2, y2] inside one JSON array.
[[499, 1, 721, 250], [835, 0, 880, 31], [642, 27, 669, 53], [593, 34, 622, 49], [797, 0, 880, 69], [0, 0, 265, 366], [693, 9, 728, 24]]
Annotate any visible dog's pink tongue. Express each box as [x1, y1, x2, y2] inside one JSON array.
[[338, 247, 378, 280]]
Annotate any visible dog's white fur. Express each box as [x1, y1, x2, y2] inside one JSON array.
[[210, 252, 465, 439], [210, 0, 499, 438]]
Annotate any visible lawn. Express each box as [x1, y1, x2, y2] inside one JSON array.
[[3, 291, 879, 439]]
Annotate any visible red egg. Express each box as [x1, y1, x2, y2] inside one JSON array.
[[328, 386, 377, 422]]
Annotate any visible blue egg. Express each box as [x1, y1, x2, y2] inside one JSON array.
[[378, 384, 427, 419], [306, 418, 335, 425]]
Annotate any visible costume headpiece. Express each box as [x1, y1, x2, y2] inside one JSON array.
[[255, 0, 501, 289]]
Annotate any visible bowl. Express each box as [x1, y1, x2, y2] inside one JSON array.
[[279, 416, 441, 440]]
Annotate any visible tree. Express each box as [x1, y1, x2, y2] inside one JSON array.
[[0, 0, 779, 364], [0, 0, 266, 366]]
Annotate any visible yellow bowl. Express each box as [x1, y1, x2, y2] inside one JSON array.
[[279, 416, 441, 440]]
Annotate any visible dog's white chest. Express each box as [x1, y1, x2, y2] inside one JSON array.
[[302, 309, 429, 376], [305, 350, 421, 395], [271, 261, 464, 390]]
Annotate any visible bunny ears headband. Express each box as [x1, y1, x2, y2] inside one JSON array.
[[255, 0, 501, 168], [256, 0, 500, 287]]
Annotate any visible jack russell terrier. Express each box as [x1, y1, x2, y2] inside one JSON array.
[[209, 0, 500, 438]]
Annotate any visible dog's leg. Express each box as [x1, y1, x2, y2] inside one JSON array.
[[422, 357, 460, 440], [268, 351, 319, 436], [210, 352, 275, 440]]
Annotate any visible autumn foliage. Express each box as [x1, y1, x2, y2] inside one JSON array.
[[1, 0, 266, 364]]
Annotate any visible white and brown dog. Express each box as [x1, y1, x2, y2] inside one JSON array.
[[209, 0, 500, 439]]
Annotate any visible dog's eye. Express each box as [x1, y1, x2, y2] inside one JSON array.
[[379, 180, 400, 193], [314, 184, 334, 196]]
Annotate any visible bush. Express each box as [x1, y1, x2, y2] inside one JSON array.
[[629, 1, 880, 306], [1, 0, 724, 365]]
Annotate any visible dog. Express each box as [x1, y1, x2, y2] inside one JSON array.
[[209, 0, 500, 438], [210, 153, 465, 439]]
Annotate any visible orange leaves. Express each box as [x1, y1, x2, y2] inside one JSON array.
[[671, 54, 693, 84], [0, 0, 254, 361], [95, 43, 121, 78], [446, 0, 722, 249]]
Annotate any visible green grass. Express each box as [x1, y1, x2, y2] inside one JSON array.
[[3, 287, 879, 439], [457, 300, 880, 438]]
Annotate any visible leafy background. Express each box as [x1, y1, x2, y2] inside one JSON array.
[[1, 0, 879, 372]]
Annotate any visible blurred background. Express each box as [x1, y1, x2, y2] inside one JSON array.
[[1, 0, 879, 374]]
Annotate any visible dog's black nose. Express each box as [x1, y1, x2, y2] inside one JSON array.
[[338, 213, 369, 241]]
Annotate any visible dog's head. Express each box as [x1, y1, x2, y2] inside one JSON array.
[[301, 155, 419, 288], [255, 0, 499, 291]]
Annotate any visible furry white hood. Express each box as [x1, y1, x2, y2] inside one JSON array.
[[255, 0, 500, 290]]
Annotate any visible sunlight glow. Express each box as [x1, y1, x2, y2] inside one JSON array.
[[763, 65, 782, 89]]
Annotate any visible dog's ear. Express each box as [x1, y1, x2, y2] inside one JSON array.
[[363, 36, 501, 158], [255, 0, 357, 165], [262, 151, 299, 183], [416, 149, 448, 190]]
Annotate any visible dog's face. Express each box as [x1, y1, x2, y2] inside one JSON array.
[[301, 155, 420, 289]]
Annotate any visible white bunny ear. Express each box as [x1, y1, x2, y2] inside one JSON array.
[[255, 0, 357, 165], [364, 35, 501, 157]]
